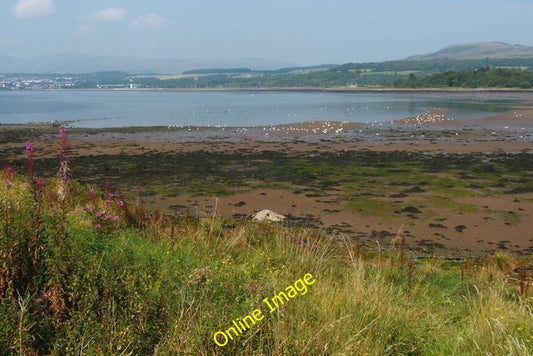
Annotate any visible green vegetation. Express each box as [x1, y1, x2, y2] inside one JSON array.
[[394, 67, 533, 89], [134, 62, 533, 89], [346, 197, 400, 217], [62, 150, 530, 201], [182, 68, 254, 75], [1, 131, 532, 354], [74, 71, 130, 88], [131, 57, 533, 89], [336, 57, 533, 74]]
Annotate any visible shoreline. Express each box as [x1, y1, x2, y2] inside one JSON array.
[[3, 86, 533, 94]]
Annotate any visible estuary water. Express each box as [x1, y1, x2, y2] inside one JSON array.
[[0, 90, 521, 128]]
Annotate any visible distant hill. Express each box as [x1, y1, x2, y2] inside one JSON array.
[[0, 54, 295, 74], [3, 42, 533, 75], [407, 42, 533, 60]]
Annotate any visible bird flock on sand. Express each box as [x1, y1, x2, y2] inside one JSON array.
[[401, 112, 454, 126], [165, 110, 464, 139], [260, 121, 348, 136]]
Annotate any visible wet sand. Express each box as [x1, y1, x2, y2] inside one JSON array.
[[1, 106, 532, 257]]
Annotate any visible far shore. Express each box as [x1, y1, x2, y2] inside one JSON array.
[[3, 86, 533, 94]]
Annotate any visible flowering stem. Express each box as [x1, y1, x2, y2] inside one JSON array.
[[57, 128, 70, 203], [25, 143, 35, 179]]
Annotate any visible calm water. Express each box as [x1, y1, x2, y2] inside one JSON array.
[[0, 90, 520, 128]]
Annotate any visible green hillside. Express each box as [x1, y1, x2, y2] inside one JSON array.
[[407, 42, 533, 60]]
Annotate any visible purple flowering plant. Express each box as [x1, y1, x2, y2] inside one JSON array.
[[84, 183, 127, 233]]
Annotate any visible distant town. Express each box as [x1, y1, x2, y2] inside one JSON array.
[[0, 73, 140, 90], [1, 74, 74, 90]]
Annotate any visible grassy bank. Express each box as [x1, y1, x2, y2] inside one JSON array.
[[1, 134, 532, 355]]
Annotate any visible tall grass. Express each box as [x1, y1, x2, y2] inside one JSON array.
[[0, 130, 531, 355]]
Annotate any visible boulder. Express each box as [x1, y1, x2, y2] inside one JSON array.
[[252, 209, 286, 223]]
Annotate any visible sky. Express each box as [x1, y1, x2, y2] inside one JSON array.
[[1, 0, 533, 66]]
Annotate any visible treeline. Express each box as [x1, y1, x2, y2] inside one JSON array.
[[394, 67, 533, 89], [136, 67, 533, 89], [182, 65, 337, 76], [74, 71, 130, 88], [182, 68, 253, 75], [239, 70, 398, 87], [337, 57, 533, 73], [134, 70, 401, 88]]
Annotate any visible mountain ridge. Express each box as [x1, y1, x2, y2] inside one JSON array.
[[0, 54, 295, 74], [406, 42, 533, 60], [2, 42, 533, 74]]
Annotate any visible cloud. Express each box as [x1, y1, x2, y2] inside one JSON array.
[[93, 7, 125, 22], [13, 0, 54, 19], [130, 14, 170, 30], [75, 24, 93, 35]]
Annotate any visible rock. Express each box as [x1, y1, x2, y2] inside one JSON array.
[[514, 265, 533, 277], [252, 209, 286, 223], [402, 186, 426, 194], [401, 206, 422, 214]]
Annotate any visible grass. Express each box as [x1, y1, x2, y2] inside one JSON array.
[[502, 210, 523, 226], [1, 130, 532, 354], [346, 197, 400, 218], [1, 172, 532, 354], [425, 195, 480, 214]]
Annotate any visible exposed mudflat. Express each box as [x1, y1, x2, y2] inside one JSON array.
[[1, 107, 532, 257]]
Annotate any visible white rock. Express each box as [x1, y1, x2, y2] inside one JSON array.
[[252, 209, 286, 223]]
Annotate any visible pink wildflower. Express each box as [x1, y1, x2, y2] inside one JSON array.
[[118, 200, 126, 208], [58, 161, 69, 183], [35, 177, 45, 187], [36, 289, 51, 304], [58, 128, 69, 162], [87, 187, 97, 207]]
